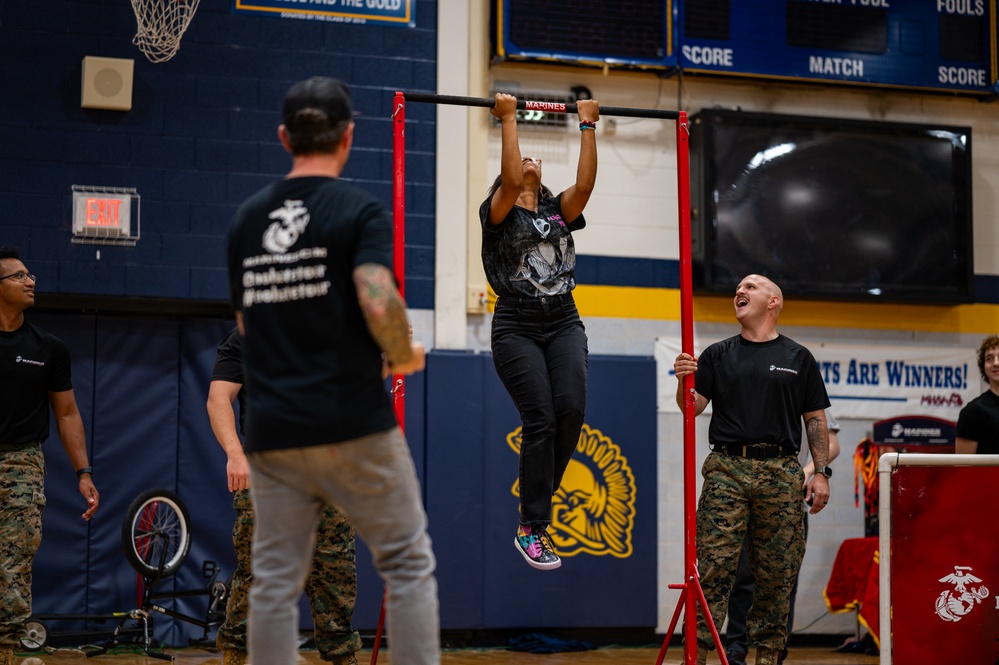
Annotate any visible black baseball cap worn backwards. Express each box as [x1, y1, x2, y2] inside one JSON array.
[[282, 76, 354, 125]]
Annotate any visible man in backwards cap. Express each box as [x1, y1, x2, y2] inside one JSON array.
[[225, 76, 439, 665]]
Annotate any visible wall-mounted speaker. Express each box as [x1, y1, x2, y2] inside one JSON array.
[[81, 56, 134, 111]]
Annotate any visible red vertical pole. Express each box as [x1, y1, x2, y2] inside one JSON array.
[[391, 92, 407, 430], [659, 112, 727, 665], [371, 91, 408, 665], [676, 113, 699, 665]]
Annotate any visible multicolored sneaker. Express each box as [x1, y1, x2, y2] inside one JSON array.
[[515, 525, 561, 570]]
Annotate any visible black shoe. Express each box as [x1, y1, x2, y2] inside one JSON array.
[[726, 648, 747, 665]]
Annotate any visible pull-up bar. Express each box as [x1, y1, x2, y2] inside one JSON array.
[[387, 91, 709, 665], [398, 91, 680, 120]]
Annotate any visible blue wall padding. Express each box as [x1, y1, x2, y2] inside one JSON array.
[[86, 317, 183, 630], [28, 313, 97, 641], [29, 315, 657, 647], [172, 318, 239, 645], [425, 351, 491, 628], [426, 352, 658, 629], [484, 355, 657, 627]]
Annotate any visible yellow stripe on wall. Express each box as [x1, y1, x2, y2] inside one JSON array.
[[570, 285, 999, 334]]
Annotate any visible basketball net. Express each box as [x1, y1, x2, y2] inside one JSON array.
[[131, 0, 201, 63]]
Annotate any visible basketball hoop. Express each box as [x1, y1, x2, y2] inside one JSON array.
[[131, 0, 201, 63]]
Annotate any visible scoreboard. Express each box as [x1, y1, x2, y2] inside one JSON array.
[[681, 0, 998, 94], [495, 0, 999, 95]]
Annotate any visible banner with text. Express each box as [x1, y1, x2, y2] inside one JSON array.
[[232, 0, 414, 27], [655, 338, 978, 421]]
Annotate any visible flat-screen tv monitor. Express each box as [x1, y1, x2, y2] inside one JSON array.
[[690, 109, 974, 304]]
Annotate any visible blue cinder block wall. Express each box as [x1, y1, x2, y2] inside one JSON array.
[[0, 0, 437, 309]]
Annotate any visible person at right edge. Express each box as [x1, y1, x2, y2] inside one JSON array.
[[956, 334, 999, 454], [673, 274, 831, 665], [226, 76, 438, 665], [480, 92, 599, 571]]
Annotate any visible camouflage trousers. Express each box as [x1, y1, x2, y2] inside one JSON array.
[[695, 452, 805, 652], [216, 489, 361, 659], [0, 447, 45, 650]]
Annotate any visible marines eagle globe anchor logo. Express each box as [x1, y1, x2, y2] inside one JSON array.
[[934, 566, 990, 622], [263, 199, 310, 254], [507, 424, 637, 558]]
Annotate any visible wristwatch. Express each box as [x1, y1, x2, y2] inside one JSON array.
[[816, 466, 833, 478]]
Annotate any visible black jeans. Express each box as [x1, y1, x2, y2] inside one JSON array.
[[491, 293, 588, 527]]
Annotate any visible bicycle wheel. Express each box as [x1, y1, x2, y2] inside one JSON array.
[[122, 488, 192, 578], [20, 619, 47, 651]]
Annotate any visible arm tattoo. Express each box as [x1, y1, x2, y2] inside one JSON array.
[[805, 415, 829, 469], [353, 263, 412, 364]]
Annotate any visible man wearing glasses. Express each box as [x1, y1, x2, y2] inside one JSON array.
[[0, 246, 99, 665]]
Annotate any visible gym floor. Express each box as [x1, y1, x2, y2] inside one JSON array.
[[12, 646, 881, 664]]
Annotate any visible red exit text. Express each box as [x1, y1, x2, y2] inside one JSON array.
[[86, 197, 123, 226]]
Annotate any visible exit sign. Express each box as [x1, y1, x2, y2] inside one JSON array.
[[71, 185, 140, 244]]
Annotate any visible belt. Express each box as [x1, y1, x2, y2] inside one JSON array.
[[0, 440, 41, 453], [497, 292, 573, 306], [719, 443, 787, 459]]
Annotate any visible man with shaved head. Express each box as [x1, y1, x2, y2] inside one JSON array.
[[673, 274, 830, 665]]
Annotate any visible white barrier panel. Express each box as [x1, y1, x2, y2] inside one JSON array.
[[879, 454, 999, 664]]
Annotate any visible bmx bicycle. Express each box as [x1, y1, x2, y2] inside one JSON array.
[[22, 488, 228, 660]]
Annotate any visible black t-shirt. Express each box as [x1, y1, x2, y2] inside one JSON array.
[[479, 192, 585, 298], [210, 327, 246, 436], [956, 389, 999, 454], [226, 176, 397, 452], [695, 334, 831, 453], [0, 321, 73, 445]]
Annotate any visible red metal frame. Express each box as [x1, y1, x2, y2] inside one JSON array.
[[391, 91, 407, 431], [655, 112, 728, 665], [382, 94, 721, 665], [369, 92, 409, 665]]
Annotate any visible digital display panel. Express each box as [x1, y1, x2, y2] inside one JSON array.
[[494, 0, 676, 69], [785, 3, 887, 54]]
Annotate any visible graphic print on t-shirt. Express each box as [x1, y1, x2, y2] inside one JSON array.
[[239, 200, 333, 309], [514, 235, 571, 296], [263, 199, 310, 254], [513, 216, 572, 296], [532, 215, 551, 237], [480, 192, 583, 298]]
